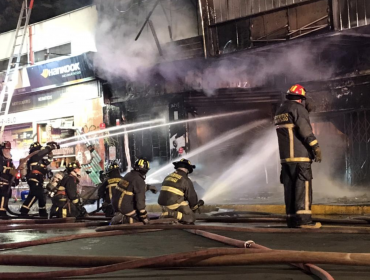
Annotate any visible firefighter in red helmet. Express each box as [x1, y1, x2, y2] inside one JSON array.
[[274, 84, 322, 229]]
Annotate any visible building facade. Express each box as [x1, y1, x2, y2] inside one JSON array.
[[0, 6, 103, 185]]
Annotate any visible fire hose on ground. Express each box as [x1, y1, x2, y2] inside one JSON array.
[[185, 229, 334, 280], [1, 250, 370, 269], [0, 217, 75, 225], [95, 223, 370, 234], [196, 216, 370, 225], [0, 229, 162, 250], [2, 246, 370, 279]]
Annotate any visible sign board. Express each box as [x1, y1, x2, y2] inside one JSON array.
[[109, 146, 116, 160], [9, 80, 99, 114], [26, 53, 95, 92]]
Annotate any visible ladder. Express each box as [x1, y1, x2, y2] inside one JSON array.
[[0, 0, 34, 139]]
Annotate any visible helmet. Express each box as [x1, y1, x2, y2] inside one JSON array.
[[287, 84, 306, 100], [66, 161, 81, 173], [29, 142, 41, 153], [0, 141, 11, 149], [108, 160, 120, 172], [0, 141, 11, 159], [173, 158, 196, 174], [134, 158, 150, 175]]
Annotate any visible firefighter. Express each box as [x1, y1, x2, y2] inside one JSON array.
[[158, 159, 203, 224], [0, 142, 18, 217], [110, 158, 150, 225], [20, 141, 59, 217], [50, 161, 87, 218], [98, 161, 122, 217], [274, 84, 322, 229]]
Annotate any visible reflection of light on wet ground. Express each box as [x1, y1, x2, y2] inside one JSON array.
[[0, 228, 94, 246]]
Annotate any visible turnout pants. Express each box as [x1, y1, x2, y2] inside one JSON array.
[[50, 194, 85, 218], [281, 162, 313, 228], [161, 204, 195, 224], [0, 184, 10, 217], [21, 175, 47, 217]]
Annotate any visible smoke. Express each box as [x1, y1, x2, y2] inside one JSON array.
[[93, 1, 336, 95], [311, 121, 370, 202], [93, 0, 198, 81]]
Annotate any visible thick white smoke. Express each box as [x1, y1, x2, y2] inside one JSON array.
[[93, 0, 335, 94]]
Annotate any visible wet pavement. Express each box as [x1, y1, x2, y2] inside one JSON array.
[[0, 222, 369, 279]]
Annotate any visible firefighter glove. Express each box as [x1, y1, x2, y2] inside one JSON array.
[[146, 184, 158, 194], [9, 168, 18, 177], [313, 146, 322, 163]]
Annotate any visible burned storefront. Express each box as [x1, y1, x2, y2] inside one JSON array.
[[100, 0, 370, 201]]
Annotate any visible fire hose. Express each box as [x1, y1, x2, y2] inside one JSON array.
[[0, 217, 75, 225], [95, 223, 370, 234], [197, 216, 370, 225], [185, 229, 334, 280], [0, 221, 108, 232], [1, 250, 370, 269], [0, 229, 161, 250], [2, 246, 370, 279]]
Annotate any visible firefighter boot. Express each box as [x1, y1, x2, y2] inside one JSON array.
[[39, 208, 48, 218], [20, 207, 30, 217], [0, 210, 9, 218]]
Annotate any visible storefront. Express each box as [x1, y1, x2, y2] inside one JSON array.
[[3, 53, 105, 185]]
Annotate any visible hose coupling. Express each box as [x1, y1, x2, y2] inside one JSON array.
[[244, 240, 255, 248]]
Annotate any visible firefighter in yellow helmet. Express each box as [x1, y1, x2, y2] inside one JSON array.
[[110, 158, 151, 225], [50, 161, 87, 218], [98, 160, 122, 217], [158, 159, 203, 224], [274, 84, 322, 229]]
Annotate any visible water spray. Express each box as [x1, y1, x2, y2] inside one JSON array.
[[57, 119, 166, 144], [147, 119, 269, 181], [60, 110, 258, 148]]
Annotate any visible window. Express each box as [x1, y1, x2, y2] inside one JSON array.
[[34, 43, 71, 63], [0, 59, 9, 72]]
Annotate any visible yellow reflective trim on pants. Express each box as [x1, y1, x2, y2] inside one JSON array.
[[297, 210, 312, 214], [309, 140, 318, 146], [165, 201, 189, 210], [72, 199, 79, 204], [125, 210, 136, 216], [62, 209, 67, 218], [176, 212, 183, 220], [0, 197, 4, 210], [161, 186, 184, 196], [27, 197, 36, 208], [305, 181, 309, 211], [281, 157, 311, 163]]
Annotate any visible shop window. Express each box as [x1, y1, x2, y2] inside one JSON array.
[[34, 43, 72, 63], [0, 59, 9, 72], [0, 54, 29, 71]]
